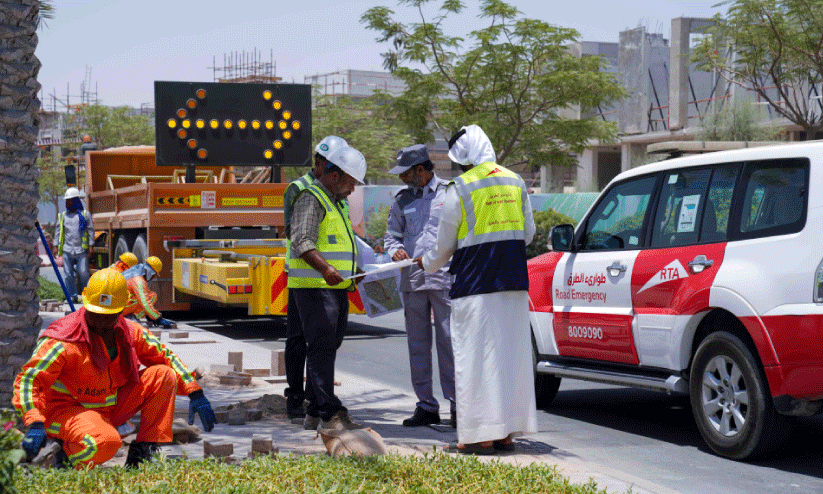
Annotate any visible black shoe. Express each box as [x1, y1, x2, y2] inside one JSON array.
[[402, 407, 440, 427], [125, 441, 158, 468], [286, 398, 306, 420]]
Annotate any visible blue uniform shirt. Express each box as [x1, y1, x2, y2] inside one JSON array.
[[383, 174, 451, 292]]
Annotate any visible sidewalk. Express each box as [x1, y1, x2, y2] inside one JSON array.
[[37, 310, 680, 494]]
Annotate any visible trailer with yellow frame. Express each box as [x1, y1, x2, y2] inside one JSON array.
[[167, 238, 365, 316]]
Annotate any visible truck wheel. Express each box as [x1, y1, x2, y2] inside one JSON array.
[[532, 332, 561, 409], [114, 235, 130, 263], [689, 332, 790, 460], [132, 234, 148, 264]]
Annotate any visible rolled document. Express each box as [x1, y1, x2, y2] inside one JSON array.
[[344, 259, 415, 279]]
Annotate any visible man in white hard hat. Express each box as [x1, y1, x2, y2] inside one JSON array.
[[56, 187, 94, 303], [288, 145, 366, 431], [415, 125, 537, 455], [282, 135, 347, 423]]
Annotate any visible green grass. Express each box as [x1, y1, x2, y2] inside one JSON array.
[[16, 452, 608, 494], [37, 276, 66, 302]]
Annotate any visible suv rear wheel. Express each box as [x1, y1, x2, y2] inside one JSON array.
[[689, 331, 790, 460], [532, 333, 561, 409]]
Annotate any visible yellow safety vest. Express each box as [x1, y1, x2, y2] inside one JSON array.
[[57, 210, 90, 257], [449, 161, 529, 298], [284, 172, 315, 273], [287, 185, 356, 290]]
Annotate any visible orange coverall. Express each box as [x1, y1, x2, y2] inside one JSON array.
[[13, 309, 201, 467], [123, 275, 160, 321], [109, 259, 130, 273]]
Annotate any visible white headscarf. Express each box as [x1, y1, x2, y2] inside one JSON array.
[[447, 124, 496, 166]]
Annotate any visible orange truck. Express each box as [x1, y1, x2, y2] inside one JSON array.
[[84, 81, 365, 314]]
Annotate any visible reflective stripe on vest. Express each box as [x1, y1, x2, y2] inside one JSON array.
[[287, 185, 355, 289], [58, 210, 90, 256], [449, 162, 529, 299]]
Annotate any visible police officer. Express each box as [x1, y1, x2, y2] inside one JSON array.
[[384, 144, 456, 428]]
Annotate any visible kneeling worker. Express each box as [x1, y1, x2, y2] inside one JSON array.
[[13, 268, 215, 468], [123, 256, 174, 329], [110, 252, 138, 274]]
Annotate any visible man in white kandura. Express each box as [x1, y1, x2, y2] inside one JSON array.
[[414, 124, 537, 455]]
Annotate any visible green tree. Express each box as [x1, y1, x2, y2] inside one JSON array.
[[364, 203, 392, 248], [693, 0, 823, 140], [36, 152, 68, 224], [362, 0, 625, 169], [527, 209, 576, 258], [72, 104, 154, 149], [286, 92, 413, 184], [697, 98, 784, 141]]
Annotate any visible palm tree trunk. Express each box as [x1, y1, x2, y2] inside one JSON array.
[[0, 0, 44, 405]]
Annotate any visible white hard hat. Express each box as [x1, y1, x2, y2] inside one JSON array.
[[64, 187, 85, 199], [326, 146, 366, 184], [315, 135, 348, 160]]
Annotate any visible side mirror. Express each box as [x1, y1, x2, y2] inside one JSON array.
[[550, 224, 575, 252]]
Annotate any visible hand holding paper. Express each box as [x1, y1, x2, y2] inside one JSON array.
[[345, 259, 415, 279]]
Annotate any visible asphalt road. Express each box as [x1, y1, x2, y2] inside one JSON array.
[[171, 305, 823, 494]]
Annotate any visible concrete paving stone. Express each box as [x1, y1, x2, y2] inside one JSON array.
[[204, 440, 234, 458]]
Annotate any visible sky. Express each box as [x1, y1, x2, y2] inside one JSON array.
[[35, 0, 725, 109]]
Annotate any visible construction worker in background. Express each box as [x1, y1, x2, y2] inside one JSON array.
[[288, 145, 366, 431], [110, 252, 138, 274], [282, 135, 349, 423], [122, 256, 174, 329], [56, 187, 94, 303], [13, 268, 215, 469], [415, 125, 537, 455], [384, 144, 456, 428]]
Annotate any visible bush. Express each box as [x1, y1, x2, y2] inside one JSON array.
[[0, 410, 24, 494], [527, 209, 577, 259], [37, 276, 65, 302]]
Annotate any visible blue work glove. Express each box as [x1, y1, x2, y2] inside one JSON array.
[[22, 422, 46, 459], [188, 390, 215, 432], [157, 318, 174, 329]]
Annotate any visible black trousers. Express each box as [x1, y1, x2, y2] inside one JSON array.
[[284, 292, 315, 409], [290, 288, 349, 420]]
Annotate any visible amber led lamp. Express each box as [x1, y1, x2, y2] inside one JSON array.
[[273, 140, 283, 150], [187, 139, 198, 149], [210, 119, 219, 129], [167, 118, 177, 129], [264, 149, 273, 159], [186, 98, 197, 109], [177, 128, 187, 139], [272, 100, 282, 110], [292, 121, 300, 130], [197, 148, 208, 159], [176, 108, 187, 119], [196, 88, 207, 99]]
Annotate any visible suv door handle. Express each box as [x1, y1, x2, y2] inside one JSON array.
[[607, 261, 626, 277], [688, 255, 714, 274]]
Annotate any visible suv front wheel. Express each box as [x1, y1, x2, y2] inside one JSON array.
[[689, 331, 789, 460]]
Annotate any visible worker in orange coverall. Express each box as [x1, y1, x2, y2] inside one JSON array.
[[110, 252, 138, 273], [13, 268, 215, 468], [122, 256, 173, 329]]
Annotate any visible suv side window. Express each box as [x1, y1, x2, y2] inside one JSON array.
[[651, 169, 711, 248], [580, 176, 656, 251], [737, 160, 808, 238], [701, 165, 738, 243]]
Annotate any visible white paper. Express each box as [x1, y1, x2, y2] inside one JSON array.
[[677, 194, 700, 233], [345, 259, 415, 279]]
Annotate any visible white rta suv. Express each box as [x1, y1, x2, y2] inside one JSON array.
[[528, 141, 823, 460]]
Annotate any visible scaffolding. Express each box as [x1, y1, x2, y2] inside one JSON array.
[[210, 49, 282, 84]]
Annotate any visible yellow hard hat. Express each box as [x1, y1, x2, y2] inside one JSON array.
[[82, 268, 128, 314], [119, 252, 138, 268], [146, 256, 163, 274]]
